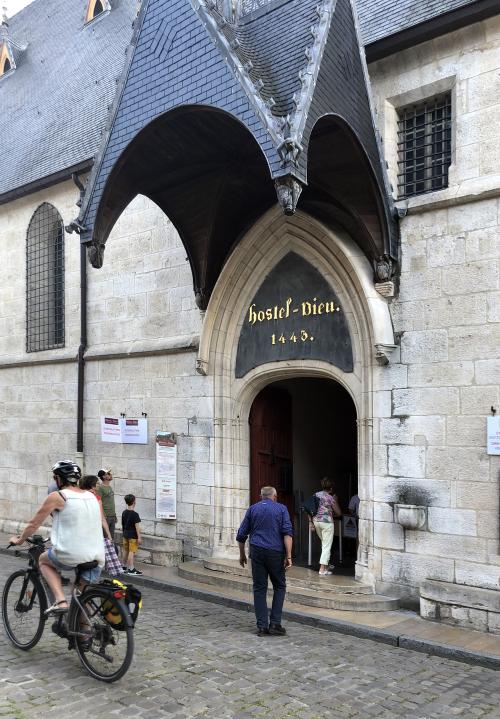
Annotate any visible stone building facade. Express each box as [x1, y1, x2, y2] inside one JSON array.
[[0, 0, 499, 630]]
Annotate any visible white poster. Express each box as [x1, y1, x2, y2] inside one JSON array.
[[487, 417, 500, 455], [156, 432, 177, 520], [100, 417, 148, 444], [101, 416, 122, 443], [342, 515, 358, 538], [122, 418, 148, 444]]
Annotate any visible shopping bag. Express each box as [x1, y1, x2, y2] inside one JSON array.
[[104, 537, 123, 576]]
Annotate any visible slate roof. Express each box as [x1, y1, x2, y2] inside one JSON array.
[[356, 0, 481, 47], [0, 0, 490, 201], [0, 0, 137, 201]]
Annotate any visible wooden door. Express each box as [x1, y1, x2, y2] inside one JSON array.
[[249, 386, 293, 521]]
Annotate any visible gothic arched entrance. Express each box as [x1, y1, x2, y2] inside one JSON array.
[[250, 378, 357, 568]]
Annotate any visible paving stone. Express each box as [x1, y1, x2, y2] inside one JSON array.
[[0, 553, 498, 717]]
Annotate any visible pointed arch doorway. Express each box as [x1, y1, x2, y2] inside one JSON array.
[[249, 377, 357, 570]]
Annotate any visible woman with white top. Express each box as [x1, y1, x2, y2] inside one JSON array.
[[9, 461, 105, 615]]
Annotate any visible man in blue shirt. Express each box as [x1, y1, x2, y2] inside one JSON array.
[[236, 485, 293, 636]]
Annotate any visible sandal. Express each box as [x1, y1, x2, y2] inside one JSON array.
[[318, 570, 333, 576], [44, 600, 69, 616]]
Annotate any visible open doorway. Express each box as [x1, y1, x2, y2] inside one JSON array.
[[249, 378, 357, 572]]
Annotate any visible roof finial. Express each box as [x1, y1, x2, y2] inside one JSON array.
[[1, 4, 8, 27]]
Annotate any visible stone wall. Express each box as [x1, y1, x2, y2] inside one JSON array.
[[0, 188, 214, 559], [0, 181, 82, 524], [84, 195, 213, 558], [368, 15, 500, 606]]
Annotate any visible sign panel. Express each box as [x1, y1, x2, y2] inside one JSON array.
[[235, 252, 353, 378], [101, 416, 122, 443], [487, 416, 500, 455], [100, 417, 148, 444], [342, 515, 358, 539], [155, 432, 177, 519], [122, 418, 148, 444]]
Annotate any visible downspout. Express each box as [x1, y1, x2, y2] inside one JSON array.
[[67, 172, 88, 466], [77, 241, 87, 457]]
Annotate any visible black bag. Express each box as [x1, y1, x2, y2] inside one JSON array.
[[301, 494, 320, 518], [101, 579, 142, 630]]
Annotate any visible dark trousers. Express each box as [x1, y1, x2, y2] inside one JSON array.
[[250, 545, 286, 629], [106, 516, 116, 541]]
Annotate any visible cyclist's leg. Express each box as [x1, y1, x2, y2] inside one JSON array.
[[39, 551, 69, 610]]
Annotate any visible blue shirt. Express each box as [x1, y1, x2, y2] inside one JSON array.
[[236, 499, 293, 553]]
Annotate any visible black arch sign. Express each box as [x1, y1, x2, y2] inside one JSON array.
[[235, 252, 353, 378]]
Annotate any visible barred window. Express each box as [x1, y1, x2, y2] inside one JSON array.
[[397, 94, 452, 199], [26, 203, 65, 352]]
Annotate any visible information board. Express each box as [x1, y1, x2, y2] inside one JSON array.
[[155, 432, 177, 520], [100, 417, 148, 444]]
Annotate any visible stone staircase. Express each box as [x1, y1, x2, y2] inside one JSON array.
[[178, 558, 400, 612]]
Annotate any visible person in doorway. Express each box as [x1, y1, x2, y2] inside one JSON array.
[[121, 494, 143, 575], [9, 461, 104, 614], [97, 468, 117, 542], [236, 486, 293, 636], [312, 477, 341, 576], [348, 493, 359, 518]]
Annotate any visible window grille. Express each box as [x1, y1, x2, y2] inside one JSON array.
[[397, 94, 452, 199], [26, 203, 65, 353]]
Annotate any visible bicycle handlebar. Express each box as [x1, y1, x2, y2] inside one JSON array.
[[6, 536, 49, 549]]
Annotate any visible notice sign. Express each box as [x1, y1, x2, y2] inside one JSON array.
[[100, 417, 148, 444], [101, 416, 122, 443], [342, 515, 358, 539], [156, 432, 177, 520], [487, 417, 500, 455]]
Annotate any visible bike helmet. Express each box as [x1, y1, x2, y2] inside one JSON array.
[[51, 460, 81, 484]]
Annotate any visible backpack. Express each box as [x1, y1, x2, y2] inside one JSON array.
[[301, 494, 320, 518]]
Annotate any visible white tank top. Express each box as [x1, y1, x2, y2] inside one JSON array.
[[51, 489, 105, 567]]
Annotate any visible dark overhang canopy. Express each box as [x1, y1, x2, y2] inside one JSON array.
[[77, 0, 399, 309]]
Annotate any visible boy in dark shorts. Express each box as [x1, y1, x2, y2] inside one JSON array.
[[122, 494, 143, 575]]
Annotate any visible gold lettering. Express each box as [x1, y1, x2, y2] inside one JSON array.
[[257, 310, 265, 322], [248, 304, 257, 325], [325, 301, 335, 313], [278, 307, 285, 319], [266, 309, 273, 321], [286, 297, 292, 317], [317, 302, 325, 315], [302, 301, 312, 316]]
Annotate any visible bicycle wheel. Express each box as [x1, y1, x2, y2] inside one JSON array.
[[2, 570, 46, 650], [71, 588, 134, 682]]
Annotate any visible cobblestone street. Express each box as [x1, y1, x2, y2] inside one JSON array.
[[0, 554, 499, 719]]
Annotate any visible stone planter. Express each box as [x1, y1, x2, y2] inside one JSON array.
[[395, 504, 427, 530]]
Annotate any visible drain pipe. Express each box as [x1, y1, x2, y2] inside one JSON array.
[[76, 241, 87, 461]]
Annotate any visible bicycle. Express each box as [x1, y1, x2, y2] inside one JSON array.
[[2, 535, 135, 682]]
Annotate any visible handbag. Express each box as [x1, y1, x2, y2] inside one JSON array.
[[301, 494, 320, 518], [104, 537, 123, 576]]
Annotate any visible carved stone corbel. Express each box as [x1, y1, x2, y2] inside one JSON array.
[[275, 175, 304, 216], [374, 343, 397, 366], [88, 241, 106, 269], [196, 358, 208, 376]]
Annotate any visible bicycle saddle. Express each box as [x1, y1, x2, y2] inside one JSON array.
[[76, 560, 98, 571]]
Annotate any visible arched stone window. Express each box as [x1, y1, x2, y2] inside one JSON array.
[[85, 0, 110, 24], [26, 203, 65, 352]]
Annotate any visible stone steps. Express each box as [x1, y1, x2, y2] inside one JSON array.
[[178, 560, 400, 612], [203, 557, 373, 594]]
